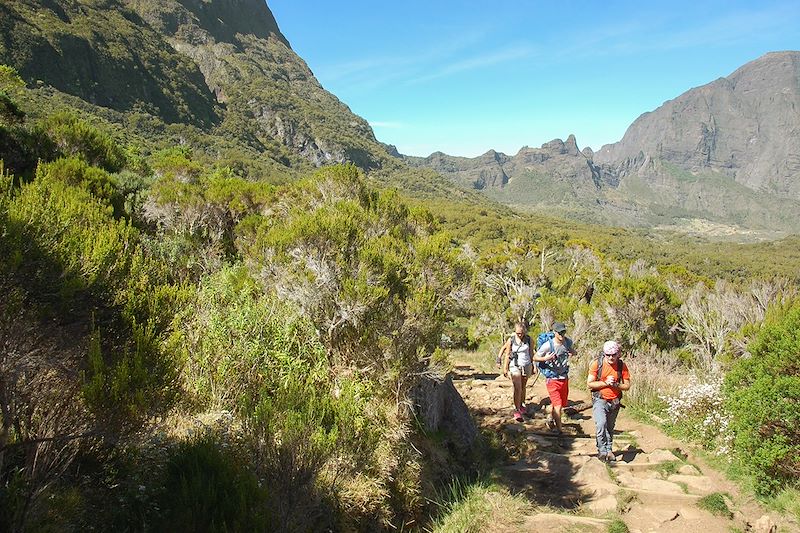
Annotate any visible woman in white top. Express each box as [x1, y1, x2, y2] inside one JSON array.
[[499, 322, 534, 422]]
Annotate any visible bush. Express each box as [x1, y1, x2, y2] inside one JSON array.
[[661, 376, 732, 453], [171, 264, 321, 409], [723, 303, 800, 495], [2, 167, 182, 428], [38, 112, 127, 172], [238, 164, 470, 389], [37, 156, 124, 216], [154, 434, 267, 532]]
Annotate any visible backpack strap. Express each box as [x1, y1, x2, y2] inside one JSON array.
[[593, 355, 625, 401], [592, 354, 604, 399]]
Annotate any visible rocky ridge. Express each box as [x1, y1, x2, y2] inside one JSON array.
[[595, 52, 800, 199], [409, 52, 800, 235]]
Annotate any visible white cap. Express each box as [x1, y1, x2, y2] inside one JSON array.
[[603, 340, 620, 355]]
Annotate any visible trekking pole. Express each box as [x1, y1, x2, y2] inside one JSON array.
[[530, 369, 541, 388]]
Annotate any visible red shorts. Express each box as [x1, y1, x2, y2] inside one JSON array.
[[546, 378, 569, 408]]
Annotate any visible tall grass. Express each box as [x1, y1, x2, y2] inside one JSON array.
[[428, 478, 529, 533]]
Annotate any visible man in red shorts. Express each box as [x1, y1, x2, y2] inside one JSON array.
[[534, 322, 575, 434]]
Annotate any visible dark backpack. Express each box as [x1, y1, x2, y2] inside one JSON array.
[[592, 353, 624, 400], [536, 332, 571, 378]]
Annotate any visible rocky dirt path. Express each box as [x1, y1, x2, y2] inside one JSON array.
[[452, 363, 789, 533]]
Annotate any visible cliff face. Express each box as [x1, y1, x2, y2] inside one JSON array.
[[0, 0, 391, 169], [595, 52, 800, 199], [0, 0, 219, 126], [411, 52, 800, 234]]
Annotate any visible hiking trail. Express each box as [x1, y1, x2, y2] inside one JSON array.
[[452, 363, 791, 533]]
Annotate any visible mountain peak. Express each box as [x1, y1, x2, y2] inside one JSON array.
[[595, 50, 800, 198], [128, 0, 290, 49]]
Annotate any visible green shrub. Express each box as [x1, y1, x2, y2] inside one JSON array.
[[38, 156, 124, 216], [724, 303, 800, 495], [597, 275, 681, 350], [38, 112, 127, 172], [154, 433, 267, 532], [171, 264, 321, 409], [696, 492, 733, 519], [3, 169, 182, 424], [607, 518, 631, 533], [238, 164, 470, 389], [149, 146, 203, 181]]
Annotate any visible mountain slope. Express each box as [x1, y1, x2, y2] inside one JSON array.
[[125, 0, 391, 169], [409, 52, 800, 236], [0, 0, 393, 170], [0, 0, 219, 126], [595, 51, 800, 198]]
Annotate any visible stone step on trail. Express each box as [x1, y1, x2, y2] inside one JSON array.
[[452, 362, 781, 533], [523, 513, 610, 532], [626, 507, 732, 533]]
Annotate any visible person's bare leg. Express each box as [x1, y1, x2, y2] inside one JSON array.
[[511, 374, 523, 411], [519, 375, 529, 413], [552, 405, 563, 432]]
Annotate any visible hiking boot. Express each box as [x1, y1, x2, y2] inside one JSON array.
[[545, 416, 555, 430], [513, 410, 524, 423], [606, 452, 617, 462], [598, 452, 609, 462]]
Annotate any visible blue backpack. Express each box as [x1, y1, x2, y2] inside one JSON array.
[[535, 331, 571, 378]]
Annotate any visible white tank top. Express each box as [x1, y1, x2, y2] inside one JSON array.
[[510, 334, 532, 367]]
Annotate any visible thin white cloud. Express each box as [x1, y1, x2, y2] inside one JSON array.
[[407, 44, 536, 85], [309, 28, 541, 93], [553, 2, 800, 60]]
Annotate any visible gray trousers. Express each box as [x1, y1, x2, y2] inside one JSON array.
[[593, 397, 620, 454]]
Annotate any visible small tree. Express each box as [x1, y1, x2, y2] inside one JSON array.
[[238, 164, 470, 391], [724, 302, 800, 495]]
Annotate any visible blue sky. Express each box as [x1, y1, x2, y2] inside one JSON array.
[[269, 1, 800, 157]]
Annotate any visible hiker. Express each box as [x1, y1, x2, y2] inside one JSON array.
[[534, 321, 575, 434], [587, 340, 631, 462], [499, 322, 534, 422]]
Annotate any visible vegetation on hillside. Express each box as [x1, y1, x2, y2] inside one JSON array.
[[1, 55, 799, 532]]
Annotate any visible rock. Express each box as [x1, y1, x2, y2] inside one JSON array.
[[574, 457, 619, 497], [526, 434, 552, 446], [678, 506, 705, 520], [644, 508, 680, 523], [678, 464, 701, 476], [667, 474, 713, 494], [587, 494, 618, 514], [565, 134, 581, 156], [503, 424, 525, 435], [410, 374, 478, 454], [753, 515, 777, 533], [648, 449, 678, 463], [616, 472, 686, 494]]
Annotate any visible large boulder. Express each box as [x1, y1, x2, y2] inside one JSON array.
[[411, 374, 478, 454]]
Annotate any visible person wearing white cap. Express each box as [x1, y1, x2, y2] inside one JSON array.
[[587, 340, 631, 461]]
